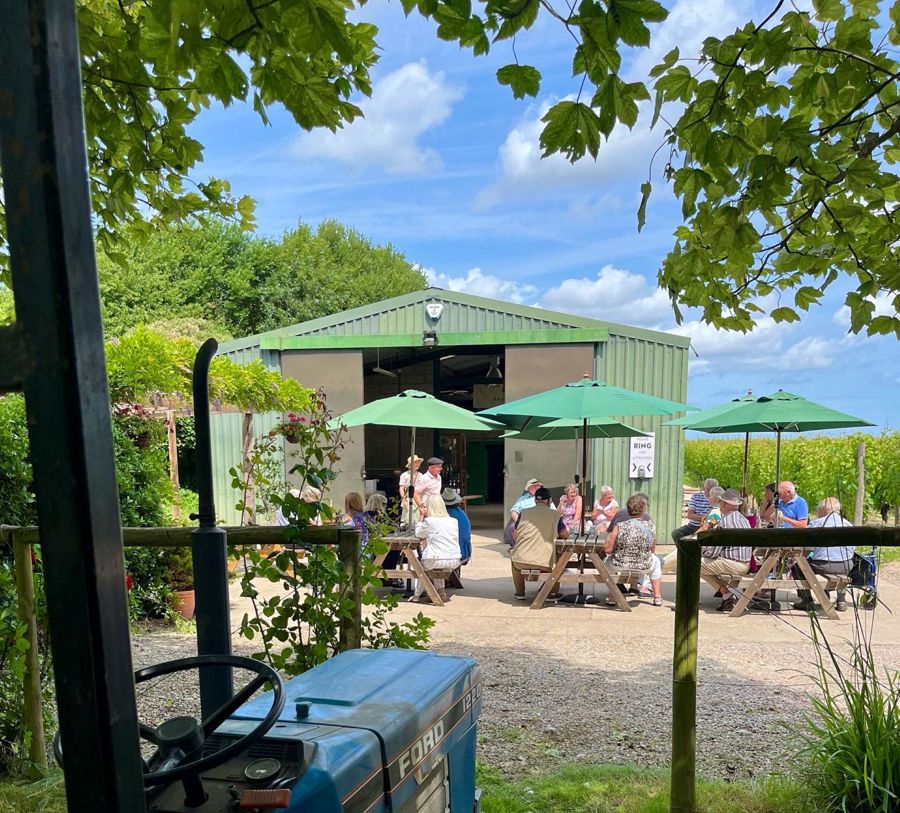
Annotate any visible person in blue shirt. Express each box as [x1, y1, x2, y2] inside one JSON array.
[[792, 497, 854, 612], [777, 481, 809, 528], [442, 488, 472, 564]]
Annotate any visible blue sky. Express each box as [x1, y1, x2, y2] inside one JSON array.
[[190, 0, 899, 431]]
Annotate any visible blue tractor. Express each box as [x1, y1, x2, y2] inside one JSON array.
[[125, 649, 482, 813]]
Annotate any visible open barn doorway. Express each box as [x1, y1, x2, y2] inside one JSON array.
[[360, 346, 505, 508]]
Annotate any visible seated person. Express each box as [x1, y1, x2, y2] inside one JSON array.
[[590, 485, 619, 531], [603, 494, 662, 607], [758, 482, 777, 527], [510, 487, 568, 600], [411, 495, 461, 603], [792, 497, 854, 612], [442, 488, 472, 564], [341, 491, 368, 548], [697, 486, 725, 532], [699, 488, 751, 612], [558, 483, 583, 535]]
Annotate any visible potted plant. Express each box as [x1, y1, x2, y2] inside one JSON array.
[[165, 546, 195, 620], [272, 413, 308, 445]]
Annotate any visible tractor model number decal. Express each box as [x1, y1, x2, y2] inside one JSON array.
[[389, 681, 483, 787]]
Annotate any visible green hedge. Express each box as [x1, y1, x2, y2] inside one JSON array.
[[684, 432, 900, 514]]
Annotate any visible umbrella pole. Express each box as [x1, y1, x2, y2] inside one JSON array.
[[775, 430, 782, 491], [580, 418, 588, 536], [742, 432, 750, 496], [408, 426, 417, 529]]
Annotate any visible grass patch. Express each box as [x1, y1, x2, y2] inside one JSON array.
[[0, 765, 812, 813], [0, 773, 66, 813], [477, 763, 812, 813]]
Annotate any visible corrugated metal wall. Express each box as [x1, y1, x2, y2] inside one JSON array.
[[210, 345, 283, 526], [289, 300, 579, 337], [593, 334, 689, 544]]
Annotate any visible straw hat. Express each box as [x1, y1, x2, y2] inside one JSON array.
[[721, 488, 744, 507], [405, 455, 424, 468]]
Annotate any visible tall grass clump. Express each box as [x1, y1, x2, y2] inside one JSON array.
[[799, 612, 900, 812]]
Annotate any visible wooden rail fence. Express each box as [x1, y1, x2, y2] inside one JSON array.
[[0, 524, 361, 775]]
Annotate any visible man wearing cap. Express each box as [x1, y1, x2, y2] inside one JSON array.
[[399, 455, 423, 527], [414, 457, 443, 513], [699, 488, 752, 612], [442, 488, 472, 565], [510, 478, 554, 524], [511, 487, 568, 600]]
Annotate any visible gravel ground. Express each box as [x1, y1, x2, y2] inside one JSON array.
[[132, 533, 900, 781]]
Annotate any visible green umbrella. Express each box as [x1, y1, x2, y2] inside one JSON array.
[[502, 416, 649, 441], [331, 390, 502, 522], [664, 391, 757, 494], [480, 378, 694, 533], [478, 378, 696, 431], [666, 390, 873, 492], [503, 419, 649, 524], [332, 389, 502, 432]]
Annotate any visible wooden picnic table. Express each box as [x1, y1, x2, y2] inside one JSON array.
[[727, 546, 841, 619], [372, 534, 446, 607], [527, 534, 631, 612]]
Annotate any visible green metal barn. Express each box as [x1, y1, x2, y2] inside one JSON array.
[[212, 288, 692, 540]]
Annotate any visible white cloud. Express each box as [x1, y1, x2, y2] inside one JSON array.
[[540, 264, 674, 327], [477, 0, 751, 207], [670, 316, 785, 363], [295, 62, 463, 175], [424, 266, 539, 304], [477, 98, 656, 207], [626, 0, 745, 80], [832, 291, 897, 328], [784, 336, 835, 370]]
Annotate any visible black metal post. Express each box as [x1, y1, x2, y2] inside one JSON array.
[[0, 2, 146, 810], [192, 340, 233, 717]]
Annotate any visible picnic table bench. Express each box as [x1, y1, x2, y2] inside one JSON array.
[[371, 534, 449, 606], [520, 534, 638, 612], [716, 546, 849, 619]]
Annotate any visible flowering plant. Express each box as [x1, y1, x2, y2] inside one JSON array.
[[272, 412, 308, 444]]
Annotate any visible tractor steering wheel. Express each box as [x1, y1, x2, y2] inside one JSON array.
[[55, 654, 285, 791]]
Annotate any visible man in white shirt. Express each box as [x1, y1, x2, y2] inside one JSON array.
[[414, 457, 443, 512], [793, 497, 854, 612]]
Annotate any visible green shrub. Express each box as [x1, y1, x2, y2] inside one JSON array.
[[0, 397, 35, 526], [684, 432, 900, 514], [0, 552, 53, 778], [799, 617, 900, 812]]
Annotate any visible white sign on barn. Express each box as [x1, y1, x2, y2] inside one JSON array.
[[629, 433, 655, 479]]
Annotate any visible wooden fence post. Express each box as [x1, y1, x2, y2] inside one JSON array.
[[166, 410, 180, 520], [337, 530, 362, 652], [854, 442, 865, 525], [240, 411, 256, 525], [13, 534, 47, 776], [670, 537, 700, 813]]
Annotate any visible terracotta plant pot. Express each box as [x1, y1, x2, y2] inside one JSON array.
[[171, 589, 195, 620]]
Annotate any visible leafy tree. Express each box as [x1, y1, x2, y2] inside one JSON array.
[[0, 0, 379, 283], [408, 0, 899, 336], [3, 1, 894, 338], [97, 220, 425, 338]]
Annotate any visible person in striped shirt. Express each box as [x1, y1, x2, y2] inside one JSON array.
[[671, 478, 717, 544], [699, 488, 752, 613]]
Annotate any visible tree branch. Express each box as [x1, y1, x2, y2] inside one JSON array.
[[792, 46, 897, 76]]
